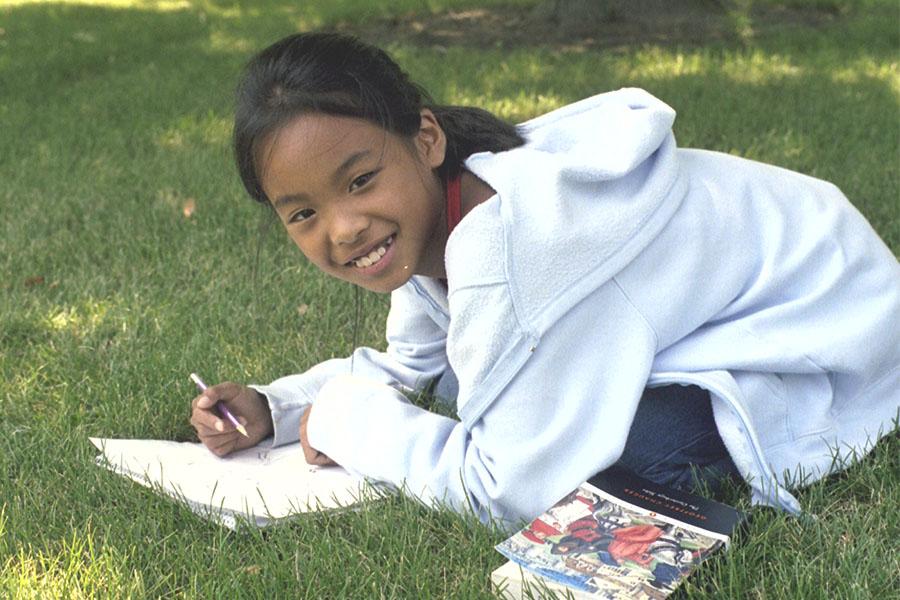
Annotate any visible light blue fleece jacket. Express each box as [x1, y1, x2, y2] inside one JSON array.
[[252, 89, 900, 526]]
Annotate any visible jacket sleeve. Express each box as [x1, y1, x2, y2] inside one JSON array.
[[306, 280, 658, 525], [250, 283, 451, 447]]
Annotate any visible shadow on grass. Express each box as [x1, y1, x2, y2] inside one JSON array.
[[1, 1, 895, 289], [0, 1, 896, 300]]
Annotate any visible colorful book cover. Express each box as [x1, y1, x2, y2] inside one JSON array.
[[495, 467, 744, 599]]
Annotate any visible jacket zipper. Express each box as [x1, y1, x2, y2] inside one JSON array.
[[409, 278, 451, 323]]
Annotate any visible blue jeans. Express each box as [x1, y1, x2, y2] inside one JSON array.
[[612, 384, 742, 495]]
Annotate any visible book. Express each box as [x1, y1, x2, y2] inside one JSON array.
[[90, 437, 375, 529], [492, 466, 745, 599]]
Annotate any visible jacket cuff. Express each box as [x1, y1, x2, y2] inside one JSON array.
[[248, 383, 313, 447]]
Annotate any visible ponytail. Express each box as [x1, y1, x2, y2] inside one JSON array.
[[429, 105, 525, 180]]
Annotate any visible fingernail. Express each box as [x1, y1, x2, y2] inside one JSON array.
[[215, 420, 224, 432]]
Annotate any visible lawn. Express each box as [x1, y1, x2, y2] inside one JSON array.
[[1, 0, 898, 597]]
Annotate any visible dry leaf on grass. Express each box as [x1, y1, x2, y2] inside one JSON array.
[[182, 198, 197, 218]]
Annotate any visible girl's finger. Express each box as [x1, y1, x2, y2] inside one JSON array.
[[201, 382, 242, 404], [196, 419, 240, 440], [301, 442, 319, 464], [194, 422, 230, 439], [310, 451, 335, 466], [190, 410, 224, 434], [200, 432, 237, 456], [193, 393, 216, 410]]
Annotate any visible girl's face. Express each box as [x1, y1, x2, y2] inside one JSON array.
[[258, 110, 448, 293]]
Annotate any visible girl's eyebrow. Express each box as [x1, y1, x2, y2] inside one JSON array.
[[331, 149, 372, 186], [273, 193, 307, 210], [273, 149, 372, 210]]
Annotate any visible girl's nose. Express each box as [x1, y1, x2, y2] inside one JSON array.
[[329, 210, 369, 246]]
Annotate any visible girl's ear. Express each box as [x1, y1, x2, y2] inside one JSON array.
[[416, 109, 447, 169]]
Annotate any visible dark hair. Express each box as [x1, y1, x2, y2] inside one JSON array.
[[233, 32, 525, 204]]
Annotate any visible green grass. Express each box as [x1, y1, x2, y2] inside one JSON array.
[[1, 0, 898, 597]]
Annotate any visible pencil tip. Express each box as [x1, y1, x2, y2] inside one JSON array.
[[236, 424, 250, 438]]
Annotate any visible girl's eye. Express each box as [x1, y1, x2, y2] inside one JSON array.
[[349, 171, 377, 193], [289, 208, 316, 224]]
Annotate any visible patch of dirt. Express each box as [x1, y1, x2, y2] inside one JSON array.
[[332, 3, 842, 52]]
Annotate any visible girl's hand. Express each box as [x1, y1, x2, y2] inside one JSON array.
[[190, 382, 273, 456], [300, 406, 337, 466]]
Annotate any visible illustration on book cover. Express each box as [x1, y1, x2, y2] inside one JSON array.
[[496, 484, 724, 599]]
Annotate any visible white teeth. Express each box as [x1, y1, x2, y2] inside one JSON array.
[[353, 236, 392, 268]]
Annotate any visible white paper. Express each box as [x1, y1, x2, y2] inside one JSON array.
[[90, 437, 371, 528], [492, 560, 597, 600]]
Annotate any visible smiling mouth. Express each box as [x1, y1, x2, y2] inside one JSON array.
[[348, 235, 394, 268]]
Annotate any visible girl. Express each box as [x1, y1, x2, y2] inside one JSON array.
[[190, 32, 900, 525]]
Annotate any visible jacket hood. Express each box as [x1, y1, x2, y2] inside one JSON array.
[[464, 88, 687, 333]]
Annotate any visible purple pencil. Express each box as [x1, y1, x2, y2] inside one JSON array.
[[190, 372, 249, 438]]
